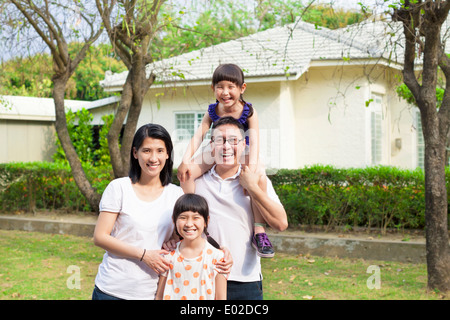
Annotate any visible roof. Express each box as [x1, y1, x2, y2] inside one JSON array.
[[101, 18, 408, 91], [0, 95, 120, 121]]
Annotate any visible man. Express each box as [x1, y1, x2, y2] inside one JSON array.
[[181, 116, 288, 300]]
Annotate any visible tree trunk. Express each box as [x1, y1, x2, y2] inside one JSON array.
[[421, 109, 450, 292], [53, 76, 101, 212], [107, 58, 155, 179], [108, 73, 133, 178], [395, 3, 450, 293]]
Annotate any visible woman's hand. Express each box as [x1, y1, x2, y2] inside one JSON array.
[[141, 249, 171, 274], [216, 247, 233, 274]]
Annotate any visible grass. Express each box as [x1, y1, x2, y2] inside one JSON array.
[[0, 230, 445, 300], [262, 252, 441, 300]]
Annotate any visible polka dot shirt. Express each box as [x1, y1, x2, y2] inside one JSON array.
[[161, 240, 226, 300]]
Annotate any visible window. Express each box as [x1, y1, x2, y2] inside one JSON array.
[[174, 112, 209, 141], [415, 110, 450, 169], [416, 111, 425, 169], [370, 93, 384, 165]]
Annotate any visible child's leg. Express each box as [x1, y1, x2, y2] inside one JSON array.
[[245, 156, 274, 258], [251, 164, 268, 234]]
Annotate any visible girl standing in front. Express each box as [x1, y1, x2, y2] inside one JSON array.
[[156, 193, 227, 300], [177, 63, 275, 258]]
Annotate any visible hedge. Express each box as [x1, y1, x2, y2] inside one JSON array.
[[1, 162, 449, 232], [269, 165, 449, 233], [0, 162, 112, 213]]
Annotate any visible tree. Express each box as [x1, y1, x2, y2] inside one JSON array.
[[95, 0, 168, 178], [393, 0, 450, 293], [4, 0, 105, 211]]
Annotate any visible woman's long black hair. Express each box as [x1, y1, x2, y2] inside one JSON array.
[[129, 123, 173, 186], [172, 193, 221, 249]]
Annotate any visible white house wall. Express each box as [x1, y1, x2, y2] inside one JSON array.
[[290, 65, 418, 169], [387, 86, 419, 169], [0, 120, 56, 163], [292, 66, 369, 168]]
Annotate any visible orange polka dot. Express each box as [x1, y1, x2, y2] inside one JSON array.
[[170, 251, 175, 256], [164, 295, 171, 300], [193, 272, 199, 278], [207, 289, 213, 295], [185, 265, 192, 271], [212, 259, 217, 265], [174, 288, 180, 293], [207, 249, 213, 255], [196, 256, 202, 262], [177, 256, 184, 262], [175, 272, 181, 278], [199, 296, 205, 300], [208, 272, 213, 279], [201, 280, 206, 286], [203, 264, 208, 269], [181, 296, 187, 300], [183, 280, 190, 286], [167, 279, 173, 285], [191, 288, 197, 294], [169, 263, 174, 270]]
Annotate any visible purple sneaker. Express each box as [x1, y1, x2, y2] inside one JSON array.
[[252, 233, 275, 258]]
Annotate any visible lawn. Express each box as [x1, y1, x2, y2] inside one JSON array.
[[0, 229, 444, 300]]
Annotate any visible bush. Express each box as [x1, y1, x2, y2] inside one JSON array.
[[0, 162, 448, 232], [0, 162, 113, 213], [270, 165, 450, 233]]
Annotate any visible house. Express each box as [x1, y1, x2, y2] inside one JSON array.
[[1, 18, 428, 170], [99, 18, 427, 171], [0, 95, 120, 163]]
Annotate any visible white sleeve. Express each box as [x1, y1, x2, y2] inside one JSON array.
[[266, 177, 282, 205], [99, 179, 123, 213]]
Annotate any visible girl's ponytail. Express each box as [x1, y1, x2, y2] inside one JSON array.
[[204, 230, 221, 249]]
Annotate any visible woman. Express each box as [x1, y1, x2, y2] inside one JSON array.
[[92, 123, 184, 300]]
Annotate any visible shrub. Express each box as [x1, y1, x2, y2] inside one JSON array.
[[0, 163, 448, 233], [270, 165, 449, 233], [0, 162, 112, 213]]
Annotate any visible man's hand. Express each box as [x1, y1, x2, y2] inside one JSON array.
[[239, 165, 262, 194]]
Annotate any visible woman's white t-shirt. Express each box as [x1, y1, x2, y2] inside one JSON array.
[[94, 177, 184, 300]]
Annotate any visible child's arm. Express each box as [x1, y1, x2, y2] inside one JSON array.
[[215, 274, 227, 300], [246, 109, 260, 170], [177, 112, 212, 183], [155, 275, 167, 300]]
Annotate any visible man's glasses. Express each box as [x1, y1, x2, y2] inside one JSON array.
[[211, 136, 244, 145]]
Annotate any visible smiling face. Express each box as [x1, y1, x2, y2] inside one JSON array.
[[133, 137, 169, 181], [176, 210, 208, 241], [211, 123, 246, 167], [212, 80, 246, 110]]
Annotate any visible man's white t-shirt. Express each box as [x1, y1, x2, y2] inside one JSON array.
[[94, 177, 184, 300], [194, 165, 282, 282]]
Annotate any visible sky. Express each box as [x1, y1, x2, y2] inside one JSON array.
[[1, 0, 395, 63]]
